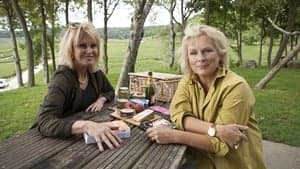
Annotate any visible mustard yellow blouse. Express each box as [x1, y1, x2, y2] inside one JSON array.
[[170, 68, 266, 169]]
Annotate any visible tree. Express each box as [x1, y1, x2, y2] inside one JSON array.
[[173, 0, 198, 39], [255, 18, 300, 89], [271, 0, 298, 67], [204, 0, 210, 25], [168, 0, 176, 68], [47, 0, 59, 71], [39, 0, 49, 83], [255, 42, 300, 89], [64, 0, 70, 26], [116, 0, 155, 92], [87, 0, 93, 22], [0, 0, 23, 87], [157, 0, 176, 68], [11, 0, 35, 87], [96, 0, 120, 74]]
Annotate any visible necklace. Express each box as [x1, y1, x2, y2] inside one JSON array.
[[78, 74, 88, 85]]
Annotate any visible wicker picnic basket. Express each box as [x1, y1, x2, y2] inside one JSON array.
[[128, 72, 182, 102]]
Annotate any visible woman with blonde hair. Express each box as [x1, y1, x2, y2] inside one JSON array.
[[147, 24, 266, 169], [33, 22, 122, 152]]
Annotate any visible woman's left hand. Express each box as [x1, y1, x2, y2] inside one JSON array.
[[146, 125, 175, 144], [86, 97, 106, 112]]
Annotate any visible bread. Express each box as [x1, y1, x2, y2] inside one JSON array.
[[132, 109, 154, 122]]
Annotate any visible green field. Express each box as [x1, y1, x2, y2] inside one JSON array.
[[0, 37, 299, 147]]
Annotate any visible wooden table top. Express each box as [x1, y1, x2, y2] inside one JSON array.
[[0, 103, 187, 169]]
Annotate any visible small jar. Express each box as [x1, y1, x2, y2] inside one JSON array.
[[119, 87, 129, 100]]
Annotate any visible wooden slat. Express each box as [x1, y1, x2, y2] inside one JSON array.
[[104, 130, 152, 169], [153, 145, 174, 169], [31, 138, 98, 169], [144, 144, 168, 169], [0, 128, 78, 169], [82, 127, 152, 169], [161, 145, 187, 169], [147, 144, 170, 169], [35, 131, 133, 169]]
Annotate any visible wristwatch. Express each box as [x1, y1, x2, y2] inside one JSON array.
[[207, 124, 217, 137]]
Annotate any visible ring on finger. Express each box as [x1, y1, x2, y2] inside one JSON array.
[[95, 138, 101, 143], [234, 144, 239, 150]]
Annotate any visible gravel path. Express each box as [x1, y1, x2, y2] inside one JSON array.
[[0, 64, 43, 92]]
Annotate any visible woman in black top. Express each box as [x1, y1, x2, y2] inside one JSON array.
[[34, 22, 122, 152]]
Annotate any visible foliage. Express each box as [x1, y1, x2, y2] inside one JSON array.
[[243, 24, 261, 45], [233, 67, 300, 146]]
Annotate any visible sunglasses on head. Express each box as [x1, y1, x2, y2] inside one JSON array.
[[69, 22, 81, 29]]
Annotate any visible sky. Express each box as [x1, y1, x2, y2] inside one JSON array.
[[60, 2, 170, 28]]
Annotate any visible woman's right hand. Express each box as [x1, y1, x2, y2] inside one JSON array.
[[216, 124, 248, 149], [85, 121, 123, 152]]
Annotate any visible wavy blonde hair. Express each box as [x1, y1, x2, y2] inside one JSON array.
[[179, 24, 229, 75], [58, 22, 100, 72]]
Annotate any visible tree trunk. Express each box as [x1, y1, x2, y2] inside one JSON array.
[[65, 0, 69, 26], [271, 0, 298, 67], [87, 0, 93, 22], [103, 0, 108, 74], [101, 0, 120, 74], [205, 0, 210, 25], [258, 18, 265, 67], [168, 0, 175, 68], [296, 35, 299, 60], [221, 0, 228, 31], [234, 28, 242, 65], [47, 1, 57, 71], [267, 26, 274, 67], [11, 0, 35, 87], [255, 43, 300, 89], [238, 4, 243, 65], [116, 0, 154, 93], [232, 11, 242, 65], [39, 0, 49, 83], [3, 1, 23, 87]]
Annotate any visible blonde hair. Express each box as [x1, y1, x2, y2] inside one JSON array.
[[58, 22, 100, 72], [179, 24, 229, 75]]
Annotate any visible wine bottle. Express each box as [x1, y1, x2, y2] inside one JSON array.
[[145, 72, 155, 106]]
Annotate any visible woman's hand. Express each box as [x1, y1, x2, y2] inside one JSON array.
[[146, 125, 175, 144], [85, 121, 122, 152], [86, 97, 106, 112], [216, 124, 248, 149]]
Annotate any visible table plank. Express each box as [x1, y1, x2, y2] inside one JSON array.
[[161, 145, 187, 169], [82, 127, 152, 169], [0, 129, 78, 169]]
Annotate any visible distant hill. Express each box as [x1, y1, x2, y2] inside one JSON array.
[[0, 25, 169, 39], [0, 30, 23, 38], [97, 25, 168, 39]]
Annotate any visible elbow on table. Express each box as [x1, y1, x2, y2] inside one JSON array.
[[37, 121, 71, 138]]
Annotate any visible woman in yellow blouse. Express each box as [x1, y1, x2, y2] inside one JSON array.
[[147, 24, 266, 169]]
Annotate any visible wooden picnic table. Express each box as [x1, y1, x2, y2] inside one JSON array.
[[0, 102, 187, 169]]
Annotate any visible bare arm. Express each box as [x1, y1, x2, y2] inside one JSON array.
[[147, 125, 214, 152], [183, 116, 248, 148]]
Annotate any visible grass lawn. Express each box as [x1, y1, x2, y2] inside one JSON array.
[[0, 37, 299, 147]]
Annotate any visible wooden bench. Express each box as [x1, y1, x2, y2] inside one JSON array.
[[0, 103, 187, 169]]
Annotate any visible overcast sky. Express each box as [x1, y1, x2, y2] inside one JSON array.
[[59, 2, 170, 28]]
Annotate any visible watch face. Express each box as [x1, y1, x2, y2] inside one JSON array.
[[208, 127, 216, 136]]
